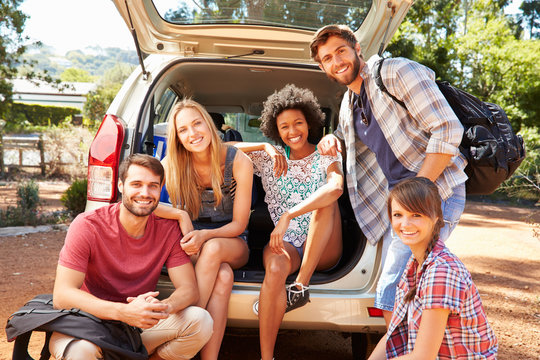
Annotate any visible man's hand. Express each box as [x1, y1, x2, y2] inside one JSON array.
[[317, 134, 342, 156], [180, 230, 207, 256], [264, 143, 288, 177], [123, 291, 170, 329]]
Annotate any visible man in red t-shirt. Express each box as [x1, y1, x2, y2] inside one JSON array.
[[50, 154, 213, 360]]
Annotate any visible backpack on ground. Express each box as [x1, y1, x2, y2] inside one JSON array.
[[6, 294, 147, 360], [374, 58, 526, 195]]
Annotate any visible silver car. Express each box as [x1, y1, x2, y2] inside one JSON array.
[[85, 0, 412, 356]]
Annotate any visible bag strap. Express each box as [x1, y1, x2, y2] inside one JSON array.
[[374, 58, 406, 109], [10, 308, 102, 323]]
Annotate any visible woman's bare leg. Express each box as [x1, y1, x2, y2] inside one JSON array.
[[194, 237, 249, 308], [296, 201, 342, 286], [259, 243, 301, 360], [200, 263, 234, 360]]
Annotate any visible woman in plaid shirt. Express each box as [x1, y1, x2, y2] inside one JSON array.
[[369, 177, 497, 359]]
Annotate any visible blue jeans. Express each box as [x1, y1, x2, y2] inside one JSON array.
[[374, 183, 466, 311]]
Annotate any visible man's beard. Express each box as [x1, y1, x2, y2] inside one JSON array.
[[122, 196, 158, 217], [325, 53, 361, 86]]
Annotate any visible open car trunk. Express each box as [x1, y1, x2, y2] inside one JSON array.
[[137, 57, 367, 285]]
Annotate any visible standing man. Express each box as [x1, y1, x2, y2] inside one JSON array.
[[50, 154, 213, 359], [310, 25, 467, 324]]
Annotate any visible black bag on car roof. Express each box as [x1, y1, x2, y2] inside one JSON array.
[[374, 58, 526, 195]]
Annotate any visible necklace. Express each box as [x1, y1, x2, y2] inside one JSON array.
[[354, 92, 369, 126]]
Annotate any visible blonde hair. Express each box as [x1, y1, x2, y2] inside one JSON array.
[[165, 99, 224, 220]]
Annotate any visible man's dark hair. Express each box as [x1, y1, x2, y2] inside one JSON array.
[[310, 24, 358, 63], [259, 84, 325, 146], [119, 153, 165, 185]]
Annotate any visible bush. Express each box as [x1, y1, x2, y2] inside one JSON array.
[[0, 180, 69, 227], [4, 103, 80, 133], [17, 179, 39, 213], [43, 123, 96, 178], [0, 180, 39, 226], [61, 179, 87, 217], [499, 126, 540, 203]]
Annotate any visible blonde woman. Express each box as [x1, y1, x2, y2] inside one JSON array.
[[155, 99, 252, 360]]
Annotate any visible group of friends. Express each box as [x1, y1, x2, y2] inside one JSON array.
[[44, 25, 498, 359]]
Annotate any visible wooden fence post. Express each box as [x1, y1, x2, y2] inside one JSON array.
[[38, 135, 45, 176], [0, 132, 4, 177], [0, 119, 4, 177]]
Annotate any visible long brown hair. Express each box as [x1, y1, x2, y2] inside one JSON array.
[[164, 99, 223, 220], [387, 177, 444, 302]]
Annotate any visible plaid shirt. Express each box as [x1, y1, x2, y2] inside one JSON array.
[[335, 55, 467, 244], [385, 240, 498, 359]]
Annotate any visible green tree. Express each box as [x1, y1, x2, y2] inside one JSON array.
[[1, 1, 61, 121], [60, 68, 94, 82], [83, 62, 135, 121], [84, 84, 121, 122], [520, 0, 540, 39], [0, 0, 29, 115], [386, 0, 462, 82], [455, 0, 540, 130], [101, 62, 135, 84], [164, 0, 370, 30]]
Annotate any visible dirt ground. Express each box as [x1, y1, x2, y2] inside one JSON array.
[[0, 182, 539, 359]]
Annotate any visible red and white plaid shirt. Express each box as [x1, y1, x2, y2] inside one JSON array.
[[385, 240, 498, 359]]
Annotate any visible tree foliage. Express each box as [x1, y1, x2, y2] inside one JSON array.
[[164, 0, 371, 30], [3, 103, 80, 132], [0, 0, 29, 114], [519, 0, 540, 39], [83, 62, 134, 121], [387, 0, 539, 130], [386, 0, 462, 82], [84, 84, 121, 122], [60, 68, 94, 82], [455, 1, 540, 130]]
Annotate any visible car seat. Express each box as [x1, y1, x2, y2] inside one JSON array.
[[209, 112, 243, 142]]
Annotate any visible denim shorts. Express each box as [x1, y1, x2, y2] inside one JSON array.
[[374, 183, 466, 311], [193, 220, 249, 243]]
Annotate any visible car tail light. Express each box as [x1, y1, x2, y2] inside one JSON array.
[[368, 307, 384, 317], [87, 114, 125, 202]]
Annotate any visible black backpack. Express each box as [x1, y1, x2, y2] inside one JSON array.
[[6, 294, 148, 360], [374, 58, 526, 195]]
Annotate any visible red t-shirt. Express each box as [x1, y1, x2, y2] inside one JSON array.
[[58, 202, 189, 303]]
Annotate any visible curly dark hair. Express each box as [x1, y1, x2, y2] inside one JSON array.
[[259, 84, 325, 146]]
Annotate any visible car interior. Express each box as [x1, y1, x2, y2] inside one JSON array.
[[140, 58, 367, 285]]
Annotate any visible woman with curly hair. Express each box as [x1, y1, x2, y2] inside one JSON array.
[[154, 99, 252, 360], [368, 177, 497, 359], [233, 84, 343, 360]]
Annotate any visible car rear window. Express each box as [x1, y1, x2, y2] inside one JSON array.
[[152, 0, 371, 31]]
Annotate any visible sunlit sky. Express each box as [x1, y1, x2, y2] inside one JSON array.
[[20, 0, 524, 56]]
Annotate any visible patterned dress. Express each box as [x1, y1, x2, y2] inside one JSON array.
[[248, 146, 341, 249]]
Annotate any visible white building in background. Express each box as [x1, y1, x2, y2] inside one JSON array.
[[11, 79, 97, 111]]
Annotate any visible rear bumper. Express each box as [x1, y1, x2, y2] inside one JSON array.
[[225, 288, 385, 333], [157, 278, 385, 334]]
